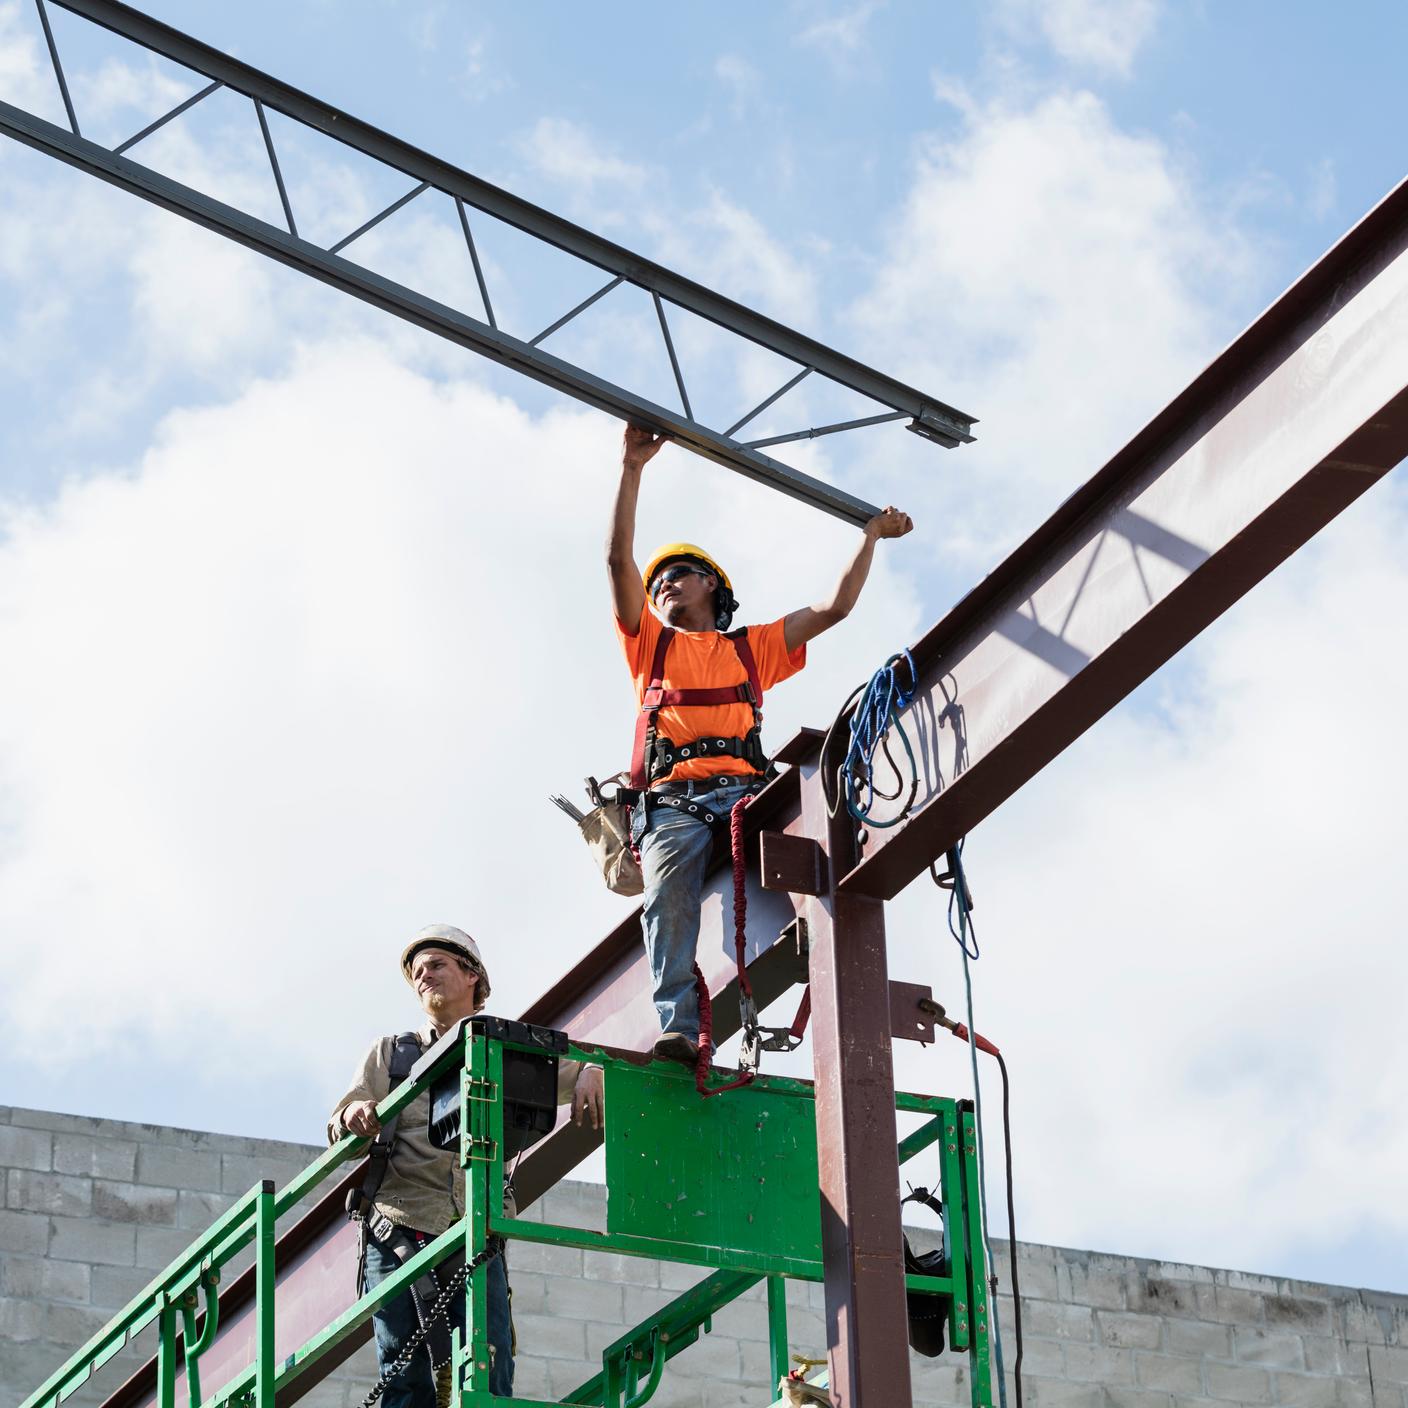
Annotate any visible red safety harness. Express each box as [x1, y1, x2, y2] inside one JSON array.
[[629, 627, 766, 791]]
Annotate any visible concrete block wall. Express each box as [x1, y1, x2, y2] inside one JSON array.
[[4, 1104, 1406, 1408]]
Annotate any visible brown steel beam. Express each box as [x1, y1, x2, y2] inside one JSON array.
[[801, 756, 913, 1408], [838, 174, 1408, 900]]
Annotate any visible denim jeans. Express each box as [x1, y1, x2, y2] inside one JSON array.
[[363, 1235, 513, 1404], [635, 778, 761, 1040]]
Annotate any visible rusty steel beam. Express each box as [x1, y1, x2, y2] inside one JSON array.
[[800, 755, 914, 1408], [838, 174, 1408, 900]]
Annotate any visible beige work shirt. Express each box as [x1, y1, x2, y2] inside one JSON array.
[[328, 1023, 589, 1235]]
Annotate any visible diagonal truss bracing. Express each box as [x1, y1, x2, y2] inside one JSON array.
[[2, 0, 979, 526]]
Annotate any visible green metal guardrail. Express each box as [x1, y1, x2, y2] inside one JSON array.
[[18, 1022, 993, 1408]]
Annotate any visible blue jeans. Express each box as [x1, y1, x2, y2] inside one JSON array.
[[363, 1235, 513, 1403], [635, 778, 761, 1040]]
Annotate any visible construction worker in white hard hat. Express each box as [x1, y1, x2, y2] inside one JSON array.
[[331, 924, 603, 1406], [607, 424, 913, 1065]]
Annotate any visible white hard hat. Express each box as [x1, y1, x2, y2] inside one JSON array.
[[400, 923, 491, 1003]]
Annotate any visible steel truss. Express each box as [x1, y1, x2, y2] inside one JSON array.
[[1, 0, 979, 526]]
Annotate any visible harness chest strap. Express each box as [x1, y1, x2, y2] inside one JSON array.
[[629, 627, 765, 790]]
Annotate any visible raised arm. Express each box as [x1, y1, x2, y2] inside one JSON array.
[[783, 506, 914, 653], [606, 424, 668, 629]]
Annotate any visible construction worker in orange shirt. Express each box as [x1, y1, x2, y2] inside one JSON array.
[[606, 424, 913, 1064]]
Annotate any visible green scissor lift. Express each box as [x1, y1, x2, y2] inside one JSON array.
[[19, 1023, 994, 1408]]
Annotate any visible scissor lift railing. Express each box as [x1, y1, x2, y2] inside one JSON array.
[[18, 1022, 994, 1408]]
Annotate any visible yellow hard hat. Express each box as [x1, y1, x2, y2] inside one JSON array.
[[642, 543, 732, 593]]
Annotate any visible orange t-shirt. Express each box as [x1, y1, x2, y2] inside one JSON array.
[[617, 606, 806, 784]]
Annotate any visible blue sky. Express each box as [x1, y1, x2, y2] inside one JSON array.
[[3, 0, 1408, 1296]]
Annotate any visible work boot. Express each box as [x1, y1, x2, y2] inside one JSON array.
[[652, 1033, 700, 1065]]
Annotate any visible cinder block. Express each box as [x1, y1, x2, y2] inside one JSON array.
[[53, 1134, 138, 1181], [1233, 1327, 1304, 1369], [49, 1214, 135, 1266], [1012, 1334, 1064, 1375], [92, 1263, 158, 1310], [1209, 1286, 1266, 1326], [513, 1310, 585, 1360], [1102, 1390, 1176, 1408], [1, 1253, 90, 1303], [1023, 1299, 1094, 1342], [545, 1354, 609, 1398], [220, 1153, 304, 1196], [506, 1237, 583, 1277], [1330, 1381, 1374, 1408], [622, 1283, 678, 1323], [545, 1274, 620, 1323], [1224, 1270, 1283, 1296], [7, 1169, 92, 1218], [1264, 1294, 1333, 1336], [510, 1354, 551, 1400], [660, 1259, 710, 1292], [1204, 1361, 1271, 1404], [93, 1181, 179, 1225], [44, 1301, 113, 1343], [581, 1248, 661, 1288], [1012, 1252, 1061, 1301], [909, 1358, 966, 1402], [1096, 1312, 1163, 1350], [1368, 1345, 1408, 1385], [1134, 1352, 1203, 1394], [135, 1145, 222, 1194], [1129, 1276, 1211, 1319], [1271, 1372, 1343, 1408], [176, 1189, 237, 1231], [707, 1297, 770, 1343], [135, 1223, 197, 1270], [0, 1296, 45, 1340], [1027, 1381, 1104, 1407], [508, 1269, 548, 1316], [705, 1381, 775, 1408], [1061, 1261, 1129, 1311], [0, 1125, 53, 1172], [1166, 1319, 1233, 1359], [1303, 1336, 1368, 1377], [1340, 1298, 1390, 1346], [1064, 1342, 1134, 1383], [0, 1209, 50, 1256]]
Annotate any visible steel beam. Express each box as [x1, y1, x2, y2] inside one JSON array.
[[837, 173, 1408, 898], [0, 99, 884, 526], [801, 757, 913, 1408], [0, 0, 980, 525]]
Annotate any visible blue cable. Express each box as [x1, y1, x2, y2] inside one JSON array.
[[842, 650, 918, 828]]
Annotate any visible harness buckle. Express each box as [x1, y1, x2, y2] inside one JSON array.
[[739, 994, 763, 1073]]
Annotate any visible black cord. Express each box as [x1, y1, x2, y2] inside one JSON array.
[[996, 1051, 1023, 1407]]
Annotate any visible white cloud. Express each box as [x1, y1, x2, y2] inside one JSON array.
[[850, 85, 1249, 566], [996, 0, 1161, 78], [796, 2, 883, 58], [0, 0, 48, 112], [517, 116, 647, 193], [0, 337, 921, 1103]]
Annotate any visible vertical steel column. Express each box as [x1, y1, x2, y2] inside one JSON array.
[[802, 761, 913, 1408], [254, 1182, 276, 1408]]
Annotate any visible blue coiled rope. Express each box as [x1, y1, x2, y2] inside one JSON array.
[[839, 649, 918, 828]]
